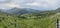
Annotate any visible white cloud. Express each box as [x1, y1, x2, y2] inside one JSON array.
[[0, 0, 60, 10], [24, 0, 60, 8], [26, 2, 40, 6], [5, 3, 20, 8], [0, 0, 10, 3], [25, 2, 49, 8]]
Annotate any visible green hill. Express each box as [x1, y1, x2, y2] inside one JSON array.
[[0, 8, 59, 28]]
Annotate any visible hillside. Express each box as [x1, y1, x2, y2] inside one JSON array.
[[56, 8, 60, 12], [6, 7, 41, 14], [0, 8, 59, 28]]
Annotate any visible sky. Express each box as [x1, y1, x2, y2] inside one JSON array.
[[0, 0, 60, 10]]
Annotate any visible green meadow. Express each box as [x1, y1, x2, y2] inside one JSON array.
[[0, 12, 59, 28]]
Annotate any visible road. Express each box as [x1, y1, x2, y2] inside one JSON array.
[[50, 13, 60, 28], [55, 13, 60, 28], [59, 20, 60, 28]]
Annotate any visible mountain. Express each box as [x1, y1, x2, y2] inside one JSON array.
[[6, 7, 42, 14], [0, 7, 58, 15], [55, 8, 60, 12]]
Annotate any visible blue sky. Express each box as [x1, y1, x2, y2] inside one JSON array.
[[0, 0, 60, 10]]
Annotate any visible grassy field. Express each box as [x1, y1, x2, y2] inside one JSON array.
[[0, 13, 59, 28]]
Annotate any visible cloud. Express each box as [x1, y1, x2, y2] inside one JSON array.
[[23, 0, 60, 9], [0, 0, 60, 10], [5, 3, 20, 8], [25, 2, 49, 8], [0, 0, 10, 3], [26, 2, 40, 6]]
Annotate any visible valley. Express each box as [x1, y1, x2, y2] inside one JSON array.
[[0, 8, 59, 28]]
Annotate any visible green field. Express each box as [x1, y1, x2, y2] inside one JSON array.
[[0, 12, 59, 28]]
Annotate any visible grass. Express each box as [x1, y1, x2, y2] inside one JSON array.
[[0, 13, 60, 28]]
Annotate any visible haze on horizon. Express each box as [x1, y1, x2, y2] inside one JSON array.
[[0, 0, 60, 10]]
